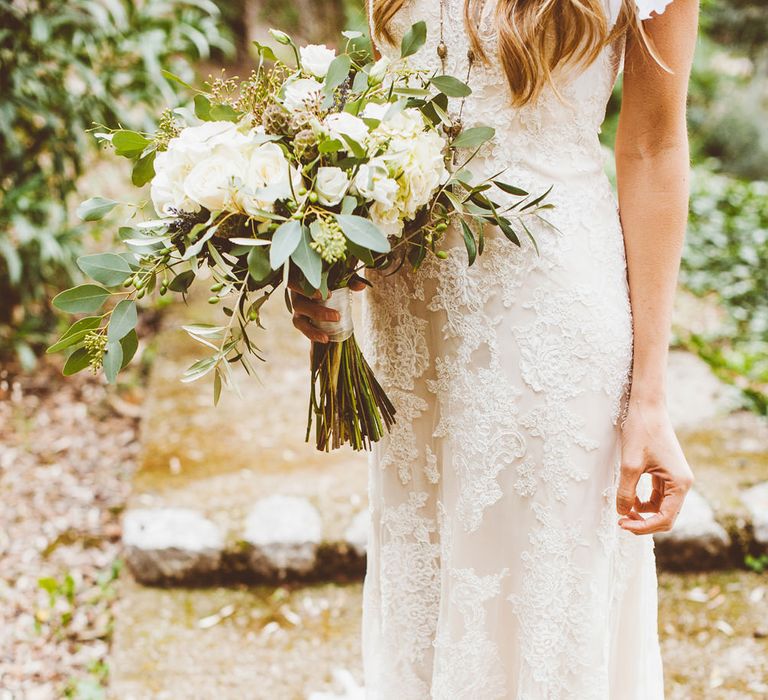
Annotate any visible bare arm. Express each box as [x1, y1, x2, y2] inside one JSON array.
[[614, 0, 699, 534]]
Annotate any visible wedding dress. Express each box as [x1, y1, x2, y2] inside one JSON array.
[[357, 0, 674, 698]]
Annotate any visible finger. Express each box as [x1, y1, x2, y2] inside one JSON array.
[[635, 491, 663, 513], [292, 315, 329, 344], [348, 274, 367, 291], [619, 490, 685, 535], [616, 462, 643, 516], [287, 279, 322, 299], [292, 296, 340, 323]]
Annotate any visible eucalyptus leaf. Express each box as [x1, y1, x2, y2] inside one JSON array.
[[107, 299, 137, 342], [247, 245, 272, 283], [53, 284, 111, 314], [336, 215, 390, 253], [119, 330, 139, 369], [451, 126, 495, 150], [324, 54, 351, 94], [63, 347, 90, 376], [290, 225, 322, 289], [47, 316, 102, 354], [77, 253, 133, 286], [76, 197, 118, 222], [400, 21, 427, 58], [430, 75, 472, 97], [270, 219, 302, 269], [103, 339, 124, 383]]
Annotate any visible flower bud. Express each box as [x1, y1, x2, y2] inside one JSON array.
[[436, 250, 449, 259], [208, 296, 220, 304], [269, 29, 291, 45]]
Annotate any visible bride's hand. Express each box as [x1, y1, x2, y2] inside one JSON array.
[[287, 274, 367, 344], [616, 396, 694, 535]]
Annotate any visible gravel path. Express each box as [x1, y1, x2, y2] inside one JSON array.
[[0, 362, 142, 698]]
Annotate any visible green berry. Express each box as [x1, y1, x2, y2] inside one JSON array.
[[436, 250, 449, 259], [208, 296, 220, 304], [308, 191, 318, 204], [210, 282, 224, 292]]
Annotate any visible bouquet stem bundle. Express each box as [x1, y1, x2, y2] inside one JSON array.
[[306, 288, 395, 451]]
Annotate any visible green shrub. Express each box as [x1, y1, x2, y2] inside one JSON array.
[[0, 0, 233, 366], [680, 167, 768, 413]]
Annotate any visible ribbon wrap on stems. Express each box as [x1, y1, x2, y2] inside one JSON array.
[[312, 287, 354, 342], [306, 286, 396, 451]]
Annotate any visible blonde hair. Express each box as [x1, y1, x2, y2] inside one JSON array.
[[370, 0, 658, 106]]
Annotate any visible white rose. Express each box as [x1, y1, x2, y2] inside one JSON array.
[[150, 121, 250, 215], [236, 142, 303, 216], [353, 159, 398, 208], [396, 131, 448, 217], [183, 144, 247, 212], [300, 43, 336, 78], [324, 112, 369, 151], [370, 201, 403, 238], [375, 107, 425, 141], [315, 166, 349, 206], [283, 77, 324, 112], [151, 150, 199, 216]]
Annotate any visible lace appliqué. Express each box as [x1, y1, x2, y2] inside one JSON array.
[[379, 491, 441, 673]]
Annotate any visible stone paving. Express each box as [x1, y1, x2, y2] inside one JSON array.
[[121, 296, 767, 585]]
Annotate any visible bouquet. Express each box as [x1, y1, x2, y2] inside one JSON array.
[[49, 22, 553, 452]]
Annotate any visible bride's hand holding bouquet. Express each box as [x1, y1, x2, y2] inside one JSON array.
[[49, 22, 553, 451]]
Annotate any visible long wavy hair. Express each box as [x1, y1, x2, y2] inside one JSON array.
[[369, 0, 664, 106]]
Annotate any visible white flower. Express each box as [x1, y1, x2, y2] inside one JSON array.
[[368, 56, 391, 85], [236, 142, 303, 217], [369, 201, 403, 238], [183, 144, 247, 212], [324, 112, 369, 151], [353, 159, 398, 208], [395, 130, 448, 217], [300, 44, 336, 78], [283, 77, 324, 112], [150, 121, 248, 215], [360, 102, 389, 122], [315, 166, 349, 206]]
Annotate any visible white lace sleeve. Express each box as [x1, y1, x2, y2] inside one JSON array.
[[635, 0, 674, 20]]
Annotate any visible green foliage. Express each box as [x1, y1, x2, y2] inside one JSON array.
[[745, 553, 768, 574], [0, 0, 233, 365], [687, 37, 768, 181], [700, 0, 768, 59], [679, 167, 768, 413]]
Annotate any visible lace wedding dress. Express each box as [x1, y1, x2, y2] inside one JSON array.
[[355, 1, 674, 698]]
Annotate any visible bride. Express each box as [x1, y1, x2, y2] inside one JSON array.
[[295, 0, 698, 697]]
